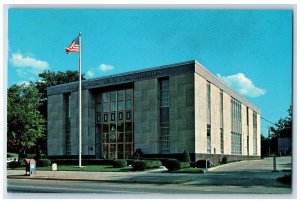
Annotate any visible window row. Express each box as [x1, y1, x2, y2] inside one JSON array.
[[96, 122, 133, 134], [96, 111, 132, 123], [101, 132, 133, 143], [102, 143, 132, 159], [96, 100, 133, 112], [96, 89, 133, 103]]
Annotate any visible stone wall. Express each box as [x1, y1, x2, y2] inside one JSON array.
[[47, 94, 65, 156], [134, 78, 159, 154], [169, 73, 195, 154], [194, 73, 207, 154]]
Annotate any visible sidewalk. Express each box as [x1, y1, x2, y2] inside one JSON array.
[[6, 156, 291, 185], [6, 167, 198, 184]]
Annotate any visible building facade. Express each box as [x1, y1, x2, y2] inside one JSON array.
[[47, 60, 261, 161]]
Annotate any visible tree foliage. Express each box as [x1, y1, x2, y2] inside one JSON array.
[[7, 83, 46, 153], [269, 105, 292, 138], [8, 70, 85, 153]]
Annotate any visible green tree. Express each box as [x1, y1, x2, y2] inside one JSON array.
[[269, 105, 292, 138], [7, 83, 46, 153]]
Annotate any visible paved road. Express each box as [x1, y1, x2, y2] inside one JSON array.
[[6, 156, 292, 195]]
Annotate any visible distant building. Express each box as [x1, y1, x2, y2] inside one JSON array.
[[47, 60, 261, 162], [277, 137, 292, 156]]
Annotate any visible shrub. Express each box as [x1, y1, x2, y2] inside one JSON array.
[[132, 160, 147, 171], [37, 159, 51, 167], [180, 162, 191, 169], [182, 150, 191, 162], [221, 156, 228, 164], [164, 159, 181, 171], [112, 160, 127, 168], [18, 159, 26, 167], [8, 161, 19, 169], [131, 160, 162, 171], [132, 148, 144, 159], [195, 160, 211, 168], [145, 160, 162, 169]]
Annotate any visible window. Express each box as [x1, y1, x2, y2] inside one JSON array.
[[103, 114, 108, 122], [207, 82, 211, 124], [111, 113, 115, 121], [65, 94, 71, 155], [118, 112, 123, 121], [220, 90, 223, 128], [207, 124, 211, 154], [96, 114, 101, 123], [126, 111, 131, 120], [160, 78, 170, 154], [231, 97, 242, 155], [95, 88, 134, 159], [220, 128, 224, 154], [253, 111, 257, 156]]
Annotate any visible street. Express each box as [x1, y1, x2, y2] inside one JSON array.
[[5, 156, 292, 196]]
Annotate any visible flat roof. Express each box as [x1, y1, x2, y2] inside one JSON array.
[[47, 60, 260, 113]]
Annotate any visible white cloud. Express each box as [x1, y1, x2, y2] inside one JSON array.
[[86, 70, 95, 78], [98, 64, 114, 72], [217, 73, 266, 98], [17, 81, 30, 86], [10, 53, 49, 75]]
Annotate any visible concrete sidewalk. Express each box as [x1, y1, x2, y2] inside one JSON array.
[[6, 156, 291, 185], [6, 167, 199, 184]]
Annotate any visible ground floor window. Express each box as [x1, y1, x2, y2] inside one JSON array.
[[231, 132, 242, 155], [207, 124, 211, 154]]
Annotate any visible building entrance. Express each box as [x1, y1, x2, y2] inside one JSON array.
[[95, 88, 134, 159]]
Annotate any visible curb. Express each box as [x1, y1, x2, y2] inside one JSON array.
[[7, 175, 195, 185]]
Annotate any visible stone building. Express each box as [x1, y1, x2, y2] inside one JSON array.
[[47, 60, 261, 161]]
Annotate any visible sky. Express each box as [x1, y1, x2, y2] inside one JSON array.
[[7, 8, 293, 136]]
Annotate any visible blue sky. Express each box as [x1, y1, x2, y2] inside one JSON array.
[[7, 9, 293, 136]]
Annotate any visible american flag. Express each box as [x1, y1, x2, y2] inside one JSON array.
[[65, 37, 80, 54]]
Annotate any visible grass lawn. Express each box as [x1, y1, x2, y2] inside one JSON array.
[[170, 168, 206, 173], [11, 165, 133, 172]]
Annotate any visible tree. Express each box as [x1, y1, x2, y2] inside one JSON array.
[[7, 83, 46, 153], [269, 105, 292, 138]]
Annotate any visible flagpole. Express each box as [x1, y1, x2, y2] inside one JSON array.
[[78, 32, 82, 167]]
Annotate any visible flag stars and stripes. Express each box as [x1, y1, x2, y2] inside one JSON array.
[[65, 37, 80, 54]]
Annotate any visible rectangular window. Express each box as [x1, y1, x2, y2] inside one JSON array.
[[207, 82, 211, 124], [253, 111, 257, 156], [207, 124, 211, 154], [65, 94, 71, 155], [220, 90, 223, 128], [126, 111, 131, 120], [103, 113, 108, 122], [118, 112, 123, 121], [160, 78, 170, 154], [96, 114, 101, 123], [220, 128, 224, 154], [111, 113, 115, 121], [231, 97, 242, 155]]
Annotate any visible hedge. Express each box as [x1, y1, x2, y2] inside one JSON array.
[[49, 159, 114, 166], [131, 160, 162, 171], [180, 162, 191, 169], [221, 156, 228, 164], [164, 159, 181, 171], [164, 160, 191, 171], [37, 159, 51, 167], [112, 160, 127, 168], [8, 161, 19, 169]]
